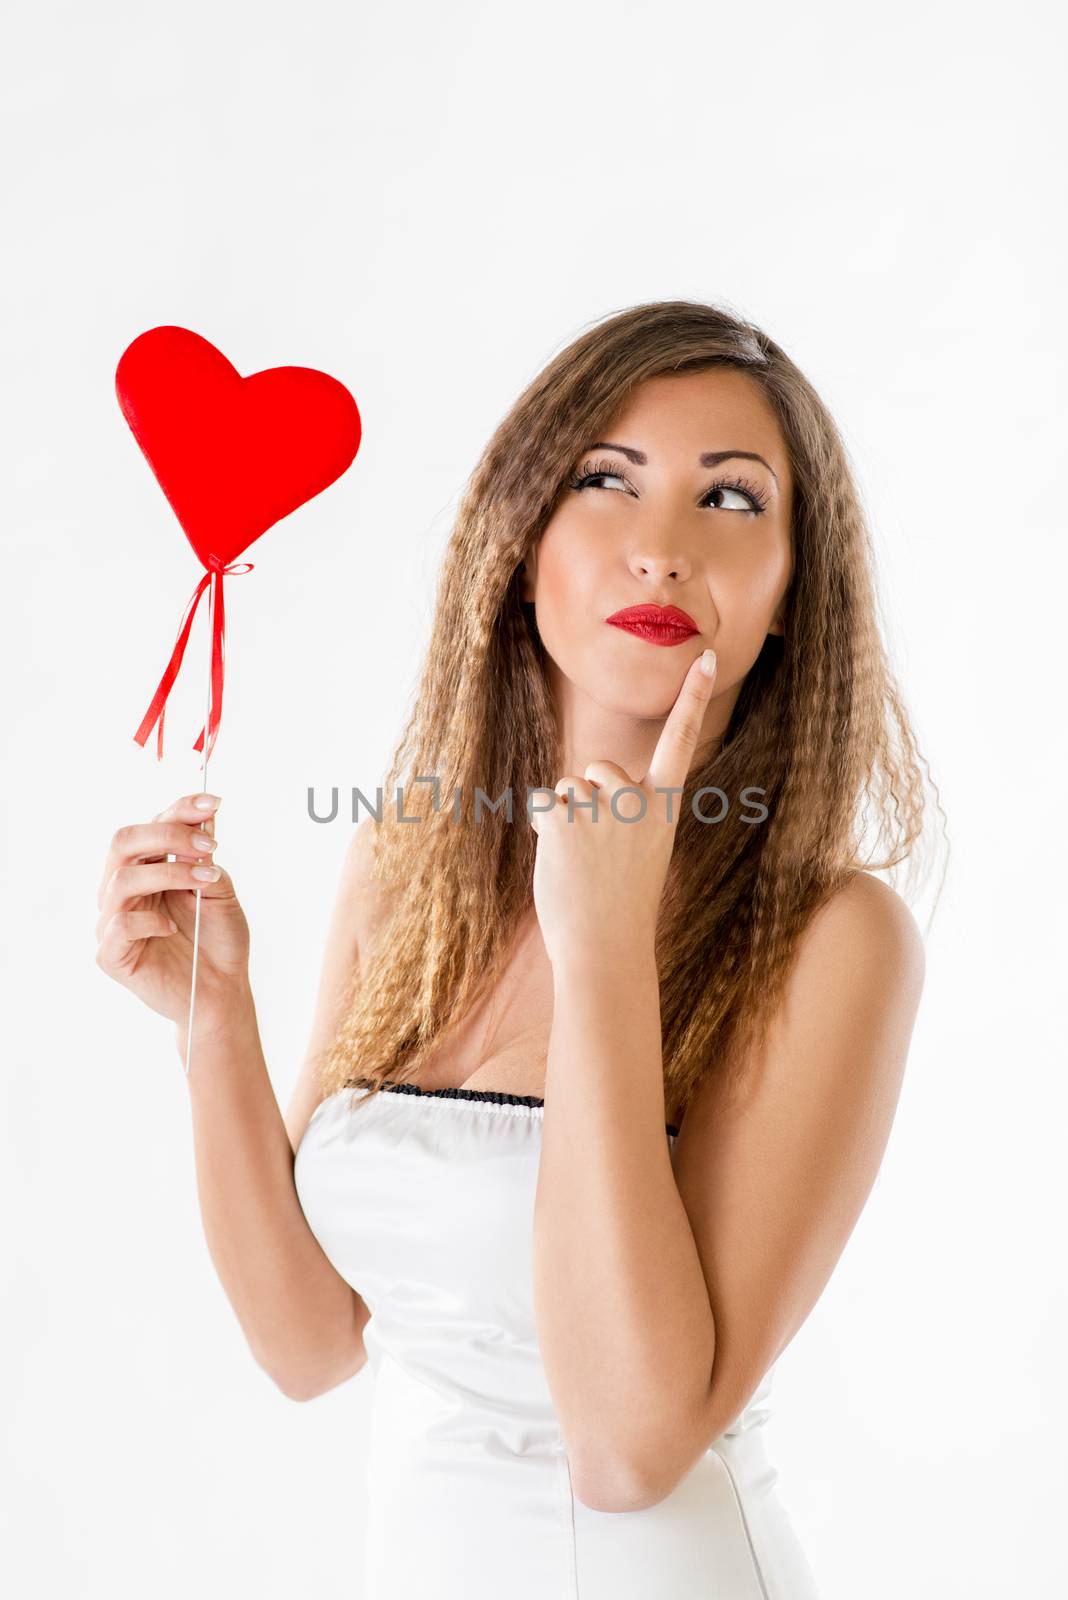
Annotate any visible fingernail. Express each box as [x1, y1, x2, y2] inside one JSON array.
[[194, 794, 221, 811], [700, 649, 717, 678], [191, 864, 221, 881], [191, 832, 216, 851]]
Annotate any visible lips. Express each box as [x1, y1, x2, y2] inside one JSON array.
[[605, 604, 699, 644]]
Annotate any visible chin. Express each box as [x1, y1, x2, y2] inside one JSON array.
[[551, 638, 698, 716], [595, 676, 686, 719]]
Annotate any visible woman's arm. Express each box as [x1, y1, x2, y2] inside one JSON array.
[[532, 940, 715, 1511], [182, 995, 368, 1400], [532, 870, 925, 1512], [183, 821, 379, 1401]]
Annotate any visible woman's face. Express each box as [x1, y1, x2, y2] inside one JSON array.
[[520, 368, 793, 755]]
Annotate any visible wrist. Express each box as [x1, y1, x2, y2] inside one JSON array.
[[175, 979, 258, 1053], [549, 934, 658, 989]]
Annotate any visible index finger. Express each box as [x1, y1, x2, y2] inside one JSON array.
[[644, 649, 717, 797]]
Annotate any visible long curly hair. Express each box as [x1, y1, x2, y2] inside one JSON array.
[[319, 299, 948, 1119]]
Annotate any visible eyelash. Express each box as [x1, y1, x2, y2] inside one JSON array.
[[566, 456, 770, 515]]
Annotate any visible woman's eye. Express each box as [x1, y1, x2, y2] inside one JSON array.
[[707, 485, 754, 512], [579, 470, 628, 492]]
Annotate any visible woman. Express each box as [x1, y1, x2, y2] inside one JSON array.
[[95, 300, 941, 1598]]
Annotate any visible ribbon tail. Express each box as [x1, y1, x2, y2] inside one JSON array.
[[133, 573, 212, 761], [193, 572, 227, 762]]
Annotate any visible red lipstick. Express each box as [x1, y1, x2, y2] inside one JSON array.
[[605, 604, 700, 646]]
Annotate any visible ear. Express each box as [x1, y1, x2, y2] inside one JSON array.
[[518, 550, 537, 604], [767, 596, 786, 637]]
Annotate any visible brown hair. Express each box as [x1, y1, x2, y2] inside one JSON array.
[[319, 299, 947, 1118]]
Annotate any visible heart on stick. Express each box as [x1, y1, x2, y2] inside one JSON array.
[[116, 325, 362, 758]]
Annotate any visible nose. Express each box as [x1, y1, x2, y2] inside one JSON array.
[[627, 546, 693, 584]]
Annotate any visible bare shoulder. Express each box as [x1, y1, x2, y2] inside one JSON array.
[[802, 868, 926, 999], [339, 815, 397, 947], [678, 867, 925, 1143], [283, 815, 395, 1151], [750, 867, 927, 1114], [341, 813, 381, 899]]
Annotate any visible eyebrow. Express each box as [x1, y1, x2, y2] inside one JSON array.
[[586, 441, 780, 487]]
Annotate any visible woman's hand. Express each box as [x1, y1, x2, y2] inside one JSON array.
[[95, 791, 252, 1031], [530, 649, 717, 969]]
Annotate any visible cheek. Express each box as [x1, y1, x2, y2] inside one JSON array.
[[713, 537, 791, 621], [698, 542, 791, 683], [533, 523, 600, 619], [529, 532, 612, 674]]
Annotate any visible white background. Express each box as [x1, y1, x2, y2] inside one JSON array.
[[2, 1, 1065, 1595]]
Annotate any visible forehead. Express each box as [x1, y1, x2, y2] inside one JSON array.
[[599, 369, 788, 473]]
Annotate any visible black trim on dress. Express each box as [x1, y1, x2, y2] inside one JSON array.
[[347, 1076, 680, 1138]]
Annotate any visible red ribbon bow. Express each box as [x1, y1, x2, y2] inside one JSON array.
[[133, 556, 254, 763]]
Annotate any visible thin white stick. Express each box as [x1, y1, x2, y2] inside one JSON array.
[[183, 569, 216, 1079]]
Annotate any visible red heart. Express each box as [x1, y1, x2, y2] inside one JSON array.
[[115, 325, 362, 569]]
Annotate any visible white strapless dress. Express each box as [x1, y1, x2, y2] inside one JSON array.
[[294, 1081, 822, 1599]]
